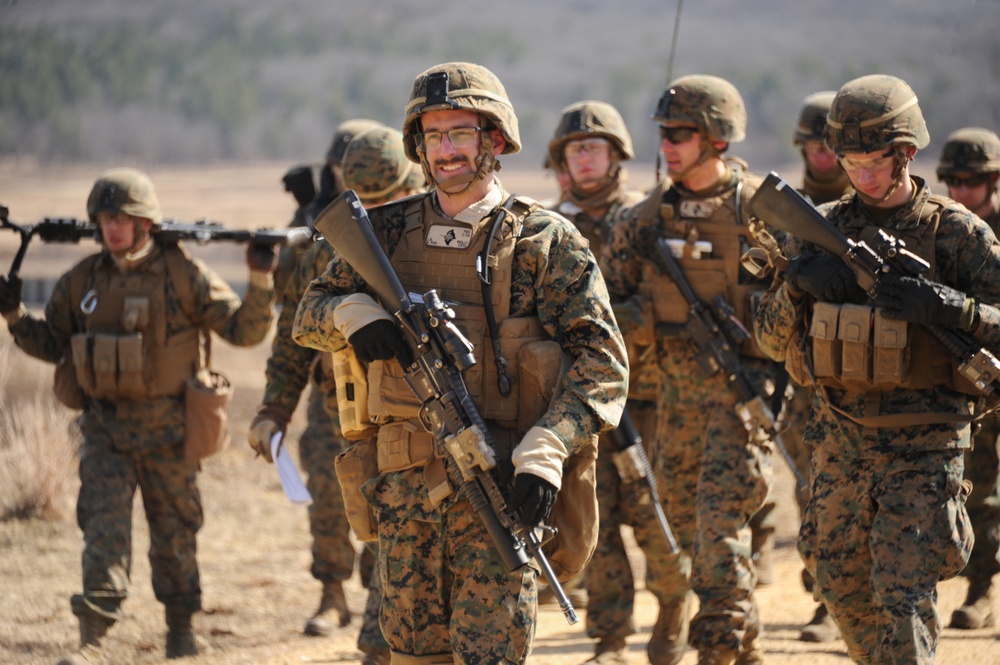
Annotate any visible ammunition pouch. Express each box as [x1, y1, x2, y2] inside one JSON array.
[[332, 345, 377, 441], [334, 438, 380, 542]]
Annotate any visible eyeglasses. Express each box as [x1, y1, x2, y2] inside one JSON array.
[[659, 125, 698, 145], [564, 138, 609, 159], [415, 126, 490, 151], [838, 149, 895, 173], [942, 173, 990, 189]]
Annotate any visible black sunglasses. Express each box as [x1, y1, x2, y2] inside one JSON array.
[[658, 126, 698, 145], [942, 174, 990, 189]]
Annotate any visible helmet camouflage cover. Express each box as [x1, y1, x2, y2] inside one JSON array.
[[547, 100, 634, 168], [794, 91, 837, 145], [936, 127, 1000, 178], [652, 74, 747, 143], [402, 62, 520, 162], [325, 118, 385, 164], [342, 126, 424, 203], [86, 167, 163, 226], [825, 74, 929, 155]]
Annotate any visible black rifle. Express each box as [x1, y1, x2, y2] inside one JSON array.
[[645, 233, 809, 491], [0, 205, 311, 279], [745, 171, 1000, 396], [314, 190, 580, 625], [611, 407, 680, 554]]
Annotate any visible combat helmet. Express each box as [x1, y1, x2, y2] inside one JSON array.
[[794, 91, 837, 145], [547, 100, 634, 169], [652, 74, 746, 143], [342, 126, 425, 204], [936, 127, 1000, 178], [86, 168, 163, 227], [825, 74, 929, 156], [325, 118, 385, 165]]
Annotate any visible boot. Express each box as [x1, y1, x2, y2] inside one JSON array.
[[647, 594, 690, 665], [800, 603, 839, 642], [581, 636, 628, 664], [304, 580, 352, 636], [734, 638, 764, 665], [950, 577, 996, 629], [56, 613, 113, 665], [165, 607, 198, 659], [697, 645, 738, 665]]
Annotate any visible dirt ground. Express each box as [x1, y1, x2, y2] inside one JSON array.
[[0, 162, 997, 664]]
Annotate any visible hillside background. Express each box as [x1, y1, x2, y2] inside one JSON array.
[[2, 0, 999, 175]]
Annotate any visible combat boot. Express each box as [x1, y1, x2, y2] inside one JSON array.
[[57, 613, 114, 665], [800, 603, 839, 642], [950, 577, 996, 629], [580, 636, 628, 664], [734, 638, 764, 665], [165, 607, 198, 659], [304, 580, 352, 636], [697, 645, 738, 665], [647, 594, 690, 665]]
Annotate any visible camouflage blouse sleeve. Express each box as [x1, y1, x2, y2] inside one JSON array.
[[188, 256, 274, 346], [6, 268, 78, 363], [514, 210, 628, 454], [598, 201, 653, 301], [752, 233, 809, 363]]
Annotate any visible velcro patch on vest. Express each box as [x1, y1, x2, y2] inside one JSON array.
[[426, 225, 473, 249], [678, 200, 718, 218]]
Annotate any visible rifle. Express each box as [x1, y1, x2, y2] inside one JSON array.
[[745, 172, 1000, 396], [611, 407, 680, 554], [0, 205, 311, 279], [313, 190, 580, 625], [645, 233, 809, 491]]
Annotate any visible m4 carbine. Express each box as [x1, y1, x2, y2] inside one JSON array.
[[313, 190, 580, 625], [0, 205, 311, 279]]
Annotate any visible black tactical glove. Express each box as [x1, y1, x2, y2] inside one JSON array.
[[246, 242, 277, 273], [0, 275, 22, 315], [783, 254, 857, 303], [873, 274, 974, 329], [348, 319, 413, 367], [508, 473, 557, 529]]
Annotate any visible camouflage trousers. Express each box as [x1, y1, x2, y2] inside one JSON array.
[[656, 379, 772, 653], [73, 399, 202, 621], [963, 416, 1000, 581], [366, 467, 537, 664], [584, 399, 690, 640], [299, 385, 355, 582], [799, 448, 973, 664], [358, 543, 389, 655]]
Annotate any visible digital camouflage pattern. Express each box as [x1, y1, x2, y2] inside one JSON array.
[[824, 74, 929, 155], [652, 74, 747, 143], [292, 184, 627, 661], [794, 91, 837, 145], [342, 126, 424, 202], [935, 127, 1000, 177], [599, 167, 775, 656], [753, 175, 1000, 663], [547, 100, 635, 170], [7, 239, 273, 623], [86, 167, 163, 226]]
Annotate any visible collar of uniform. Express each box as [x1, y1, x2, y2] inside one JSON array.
[[674, 165, 739, 199], [452, 181, 504, 224], [843, 175, 930, 232]]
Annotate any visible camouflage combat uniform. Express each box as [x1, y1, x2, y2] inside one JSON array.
[[6, 239, 273, 626], [293, 180, 628, 663], [602, 165, 775, 658]]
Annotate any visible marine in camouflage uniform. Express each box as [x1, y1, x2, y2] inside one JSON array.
[[754, 75, 994, 664], [600, 75, 775, 665], [936, 127, 1000, 631], [249, 119, 385, 640], [0, 168, 275, 664], [292, 62, 628, 664]]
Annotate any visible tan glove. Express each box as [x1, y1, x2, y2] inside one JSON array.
[[247, 406, 291, 463], [511, 426, 568, 491]]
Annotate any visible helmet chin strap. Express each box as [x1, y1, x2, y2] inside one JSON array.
[[419, 137, 499, 196], [666, 136, 720, 183], [855, 148, 910, 206]]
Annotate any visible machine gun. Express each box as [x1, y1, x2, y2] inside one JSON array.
[[645, 232, 809, 491], [745, 171, 1000, 396], [313, 190, 580, 625], [611, 407, 680, 554], [0, 205, 311, 279]]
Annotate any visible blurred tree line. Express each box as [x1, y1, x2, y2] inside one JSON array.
[[1, 0, 998, 174]]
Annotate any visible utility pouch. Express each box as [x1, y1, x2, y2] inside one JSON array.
[[117, 333, 145, 398], [517, 340, 564, 436], [92, 334, 118, 397], [183, 369, 233, 464], [838, 304, 872, 383], [810, 302, 841, 379], [334, 438, 380, 542], [70, 333, 96, 396], [332, 346, 377, 441], [544, 435, 599, 583], [873, 309, 909, 386]]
